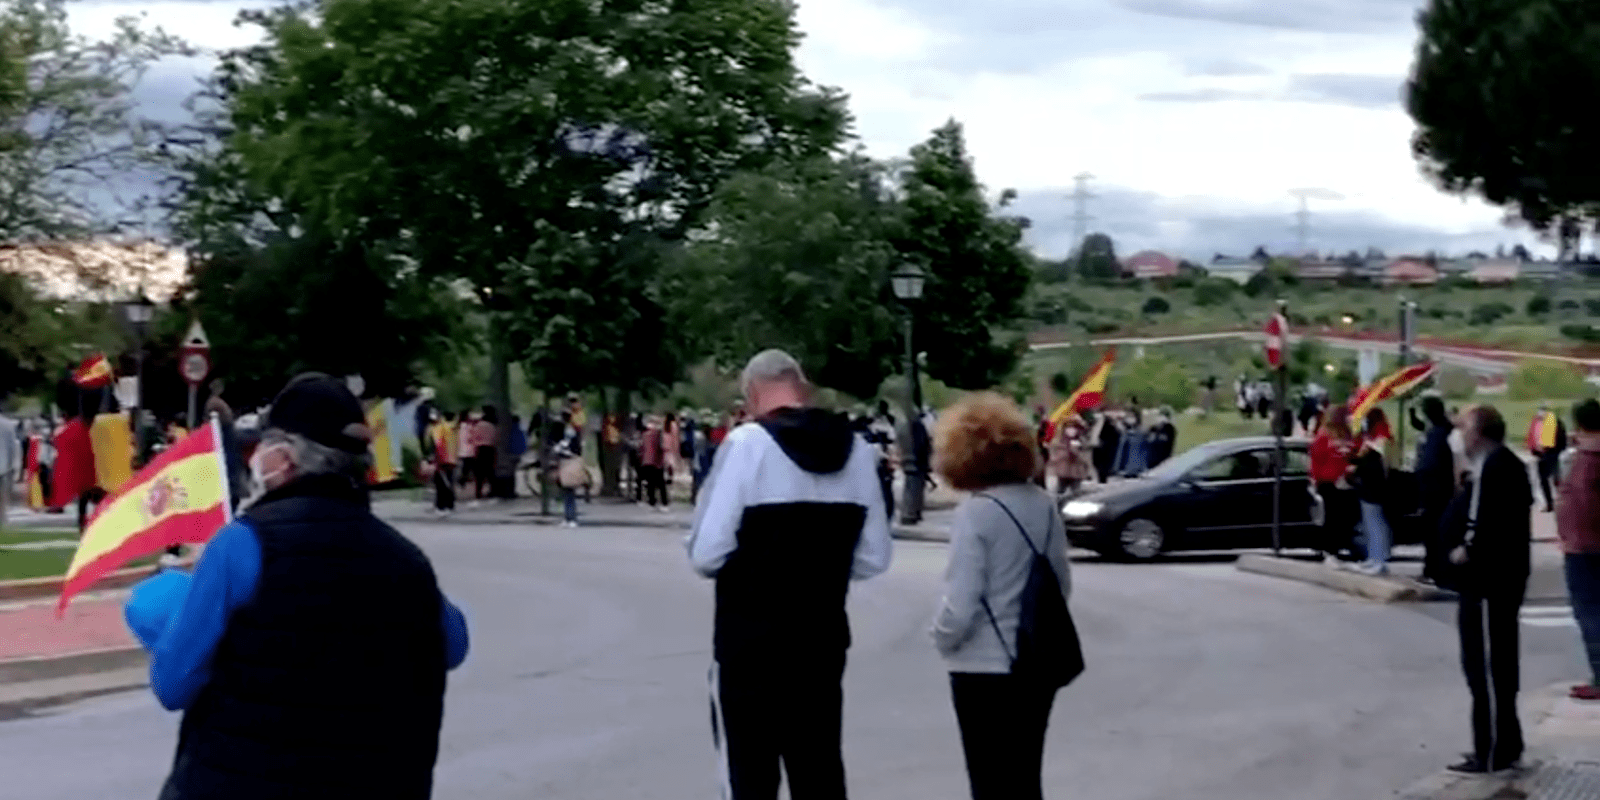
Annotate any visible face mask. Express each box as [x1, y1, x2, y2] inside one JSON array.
[[249, 442, 292, 491], [1447, 428, 1465, 457]]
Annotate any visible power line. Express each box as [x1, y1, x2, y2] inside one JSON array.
[[1288, 188, 1343, 257], [1070, 172, 1095, 254]]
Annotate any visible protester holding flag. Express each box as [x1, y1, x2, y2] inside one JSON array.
[[123, 373, 469, 800], [1311, 406, 1360, 565]]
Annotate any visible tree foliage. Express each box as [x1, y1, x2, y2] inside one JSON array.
[[1408, 0, 1600, 243], [1074, 232, 1118, 280], [894, 120, 1032, 390], [0, 0, 189, 240]]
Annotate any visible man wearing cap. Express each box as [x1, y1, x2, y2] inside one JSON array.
[[127, 373, 469, 800]]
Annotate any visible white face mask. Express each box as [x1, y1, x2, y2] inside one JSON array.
[[249, 442, 292, 492], [1447, 428, 1465, 458]]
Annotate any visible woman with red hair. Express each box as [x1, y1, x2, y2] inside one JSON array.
[[1310, 406, 1359, 564]]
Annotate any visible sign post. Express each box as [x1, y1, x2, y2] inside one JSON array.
[[1396, 299, 1418, 462], [1265, 302, 1288, 556], [179, 321, 212, 429]]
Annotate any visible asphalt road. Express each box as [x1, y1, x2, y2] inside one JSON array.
[[0, 521, 1587, 800]]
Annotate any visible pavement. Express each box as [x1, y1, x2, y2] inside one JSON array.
[[1, 516, 1596, 800]]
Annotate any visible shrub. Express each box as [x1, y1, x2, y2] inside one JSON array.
[[1527, 295, 1552, 316], [1508, 358, 1590, 401], [1560, 324, 1600, 343], [1469, 302, 1514, 326], [1142, 296, 1171, 315], [1559, 299, 1581, 312], [1193, 278, 1236, 307], [1586, 298, 1600, 318]]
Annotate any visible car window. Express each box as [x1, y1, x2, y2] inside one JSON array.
[[1283, 448, 1310, 476], [1193, 452, 1266, 481]]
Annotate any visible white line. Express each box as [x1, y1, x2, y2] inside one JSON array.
[[1521, 618, 1579, 628], [1520, 606, 1574, 616]]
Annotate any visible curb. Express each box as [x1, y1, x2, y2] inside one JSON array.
[[0, 564, 168, 603], [1234, 554, 1454, 603], [0, 645, 146, 684]]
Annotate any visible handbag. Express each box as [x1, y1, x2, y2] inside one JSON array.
[[557, 456, 588, 489]]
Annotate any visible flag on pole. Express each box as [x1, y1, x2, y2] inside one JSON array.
[[72, 354, 115, 389], [58, 419, 233, 615], [1048, 350, 1117, 426], [1348, 361, 1437, 425], [24, 436, 45, 510]]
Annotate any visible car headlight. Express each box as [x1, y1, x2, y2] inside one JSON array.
[[1062, 501, 1103, 519]]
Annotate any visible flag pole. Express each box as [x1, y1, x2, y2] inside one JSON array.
[[1272, 299, 1287, 557]]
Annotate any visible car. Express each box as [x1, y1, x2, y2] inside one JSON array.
[[1060, 436, 1426, 561]]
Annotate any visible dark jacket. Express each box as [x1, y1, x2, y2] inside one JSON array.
[[1414, 419, 1455, 512], [1439, 445, 1533, 595], [165, 477, 448, 800], [1351, 445, 1389, 506]]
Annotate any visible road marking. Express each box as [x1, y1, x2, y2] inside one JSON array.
[[1521, 606, 1577, 628]]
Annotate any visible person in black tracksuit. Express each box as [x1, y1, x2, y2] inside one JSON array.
[[687, 350, 893, 800], [1410, 397, 1455, 584], [1439, 405, 1533, 774]]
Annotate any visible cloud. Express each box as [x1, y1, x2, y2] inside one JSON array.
[[1285, 73, 1403, 108], [1138, 88, 1269, 102], [1113, 0, 1419, 34], [1184, 57, 1272, 76]]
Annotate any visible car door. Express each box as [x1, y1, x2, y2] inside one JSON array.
[[1180, 448, 1275, 549], [1273, 446, 1320, 548]]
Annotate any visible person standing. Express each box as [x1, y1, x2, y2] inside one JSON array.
[[1441, 405, 1533, 774], [691, 413, 716, 505], [1146, 409, 1177, 469], [456, 412, 477, 491], [1527, 403, 1568, 513], [640, 415, 668, 510], [1091, 411, 1120, 484], [426, 411, 456, 515], [124, 373, 469, 800], [869, 401, 898, 521], [554, 412, 585, 527], [1556, 399, 1600, 701], [688, 349, 891, 800], [1351, 409, 1394, 576], [472, 407, 498, 501], [1310, 407, 1359, 565], [902, 409, 932, 525], [930, 393, 1073, 800], [1412, 396, 1456, 584]]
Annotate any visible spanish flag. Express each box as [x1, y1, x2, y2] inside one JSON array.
[[24, 436, 44, 510], [1048, 350, 1116, 426], [58, 419, 233, 615], [72, 354, 114, 389], [48, 417, 96, 509], [366, 400, 398, 485], [1348, 361, 1437, 426], [90, 411, 135, 492]]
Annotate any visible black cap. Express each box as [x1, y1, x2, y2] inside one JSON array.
[[265, 373, 371, 454]]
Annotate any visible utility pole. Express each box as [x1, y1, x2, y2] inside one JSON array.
[[1289, 188, 1344, 258], [1397, 298, 1418, 461], [1070, 172, 1095, 255]]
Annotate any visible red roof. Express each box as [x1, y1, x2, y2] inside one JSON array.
[[1121, 250, 1178, 278]]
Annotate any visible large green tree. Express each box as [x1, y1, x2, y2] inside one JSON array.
[[1, 0, 188, 240], [1407, 0, 1600, 253], [893, 120, 1032, 390], [1074, 232, 1119, 280]]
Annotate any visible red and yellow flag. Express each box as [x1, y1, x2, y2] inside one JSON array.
[[1048, 350, 1116, 426], [72, 353, 114, 389], [1348, 361, 1437, 425], [48, 418, 96, 509], [23, 436, 45, 510], [58, 419, 233, 615]]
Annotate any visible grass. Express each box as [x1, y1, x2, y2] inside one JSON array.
[[0, 527, 156, 582]]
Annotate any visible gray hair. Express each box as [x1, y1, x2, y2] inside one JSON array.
[[263, 429, 371, 482], [740, 349, 807, 398]]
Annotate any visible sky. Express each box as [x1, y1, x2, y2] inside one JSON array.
[[69, 0, 1553, 263]]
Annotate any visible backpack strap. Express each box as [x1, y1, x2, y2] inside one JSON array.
[[973, 492, 1055, 667]]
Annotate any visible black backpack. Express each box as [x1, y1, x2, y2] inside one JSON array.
[[979, 495, 1085, 688]]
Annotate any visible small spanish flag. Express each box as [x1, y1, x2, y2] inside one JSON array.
[[23, 436, 45, 510], [58, 418, 233, 615], [72, 353, 114, 389], [366, 399, 398, 485], [1048, 349, 1116, 426], [1348, 361, 1437, 426]]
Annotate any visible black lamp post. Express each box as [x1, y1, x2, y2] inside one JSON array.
[[120, 295, 155, 464], [891, 263, 926, 524]]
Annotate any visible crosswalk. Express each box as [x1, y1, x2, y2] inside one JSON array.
[[1521, 605, 1578, 628]]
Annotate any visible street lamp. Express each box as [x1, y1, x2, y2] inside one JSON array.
[[890, 263, 926, 524], [119, 295, 155, 466]]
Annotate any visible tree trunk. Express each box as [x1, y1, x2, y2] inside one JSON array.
[[488, 315, 515, 497]]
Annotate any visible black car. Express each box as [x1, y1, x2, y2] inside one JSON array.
[[1061, 436, 1425, 560]]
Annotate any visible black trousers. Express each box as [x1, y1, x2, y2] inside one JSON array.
[[1537, 453, 1558, 509], [1458, 588, 1525, 768], [878, 464, 895, 521], [1418, 506, 1446, 582], [473, 446, 496, 499], [949, 673, 1057, 800], [710, 657, 847, 800], [433, 464, 456, 511], [641, 465, 667, 506], [1316, 483, 1359, 559]]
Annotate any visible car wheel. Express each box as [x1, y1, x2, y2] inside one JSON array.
[[1118, 517, 1166, 561]]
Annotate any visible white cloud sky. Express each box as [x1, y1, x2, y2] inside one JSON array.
[[74, 0, 1551, 261]]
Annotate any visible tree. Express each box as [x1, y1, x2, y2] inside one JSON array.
[[1408, 0, 1600, 240], [1193, 277, 1236, 307], [0, 0, 189, 240], [1074, 232, 1118, 280], [1112, 353, 1193, 409], [1527, 294, 1553, 316], [0, 271, 62, 399], [893, 120, 1033, 390], [199, 0, 849, 422], [669, 154, 902, 399]]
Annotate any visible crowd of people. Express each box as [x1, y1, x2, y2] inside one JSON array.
[[1032, 404, 1178, 499]]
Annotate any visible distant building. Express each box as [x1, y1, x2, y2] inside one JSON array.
[[1467, 258, 1522, 284], [1121, 250, 1179, 279], [1295, 258, 1348, 282], [1208, 256, 1262, 285], [1383, 257, 1439, 286]]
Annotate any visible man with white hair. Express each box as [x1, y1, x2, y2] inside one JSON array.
[[688, 349, 892, 800], [127, 373, 469, 800]]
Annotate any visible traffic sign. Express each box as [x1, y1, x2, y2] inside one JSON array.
[[1264, 312, 1287, 369], [179, 321, 211, 386]]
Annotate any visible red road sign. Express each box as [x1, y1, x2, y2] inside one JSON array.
[[179, 321, 211, 385]]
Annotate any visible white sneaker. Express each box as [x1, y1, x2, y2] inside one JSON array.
[[1323, 554, 1341, 568], [565, 520, 579, 528]]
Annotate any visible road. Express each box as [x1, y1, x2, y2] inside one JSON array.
[[0, 521, 1585, 800]]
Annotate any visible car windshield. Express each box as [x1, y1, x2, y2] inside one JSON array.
[[1143, 441, 1233, 482]]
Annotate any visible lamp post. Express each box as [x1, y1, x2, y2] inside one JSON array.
[[891, 263, 926, 524], [120, 295, 155, 466]]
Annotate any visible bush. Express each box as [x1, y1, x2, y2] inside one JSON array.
[[1559, 299, 1581, 313], [1470, 302, 1514, 326], [1527, 295, 1552, 316], [1193, 277, 1236, 307], [1508, 359, 1590, 401], [399, 441, 425, 488], [1585, 298, 1600, 318], [1112, 353, 1194, 409], [1561, 324, 1600, 343], [1080, 320, 1120, 334], [1141, 296, 1171, 315]]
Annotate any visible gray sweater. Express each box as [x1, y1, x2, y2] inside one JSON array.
[[931, 483, 1073, 673]]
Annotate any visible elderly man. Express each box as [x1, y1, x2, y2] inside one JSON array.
[[1440, 404, 1533, 774], [688, 349, 892, 800], [126, 373, 469, 800]]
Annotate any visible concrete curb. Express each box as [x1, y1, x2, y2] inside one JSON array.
[[0, 667, 148, 720], [1234, 554, 1455, 603], [0, 645, 146, 684], [893, 525, 952, 543]]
